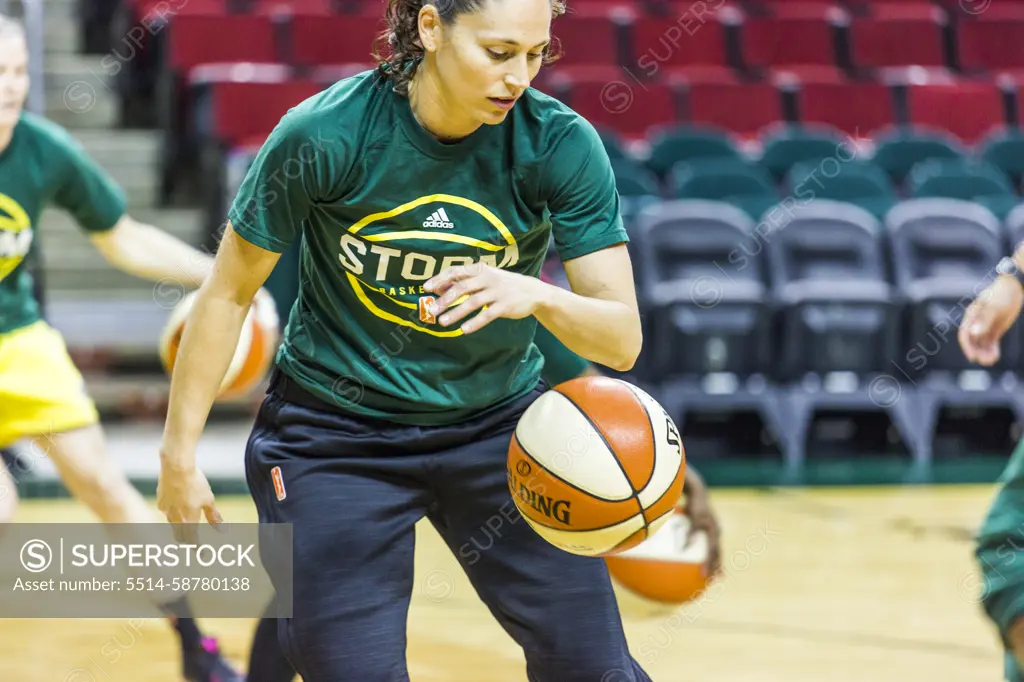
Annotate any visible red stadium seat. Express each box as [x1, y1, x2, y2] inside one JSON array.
[[771, 65, 846, 84], [560, 75, 679, 139], [137, 0, 226, 18], [252, 0, 335, 15], [289, 14, 386, 67], [958, 18, 1024, 76], [559, 0, 634, 17], [685, 81, 783, 137], [843, 0, 937, 8], [932, 0, 1024, 17], [209, 79, 325, 147], [744, 0, 840, 7], [740, 5, 844, 77], [168, 15, 279, 73], [551, 14, 623, 69], [849, 8, 946, 69], [626, 10, 730, 77], [906, 81, 1006, 143], [797, 81, 895, 138], [662, 64, 738, 83]]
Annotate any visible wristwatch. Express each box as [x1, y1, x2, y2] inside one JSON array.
[[996, 256, 1024, 289]]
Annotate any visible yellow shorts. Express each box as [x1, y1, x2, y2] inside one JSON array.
[[0, 320, 99, 448]]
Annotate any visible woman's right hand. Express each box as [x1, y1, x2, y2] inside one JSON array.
[[959, 274, 1024, 366], [157, 458, 223, 542]]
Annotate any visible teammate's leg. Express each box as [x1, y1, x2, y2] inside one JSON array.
[[34, 424, 243, 681], [0, 453, 18, 523], [244, 372, 434, 681], [975, 438, 1024, 681], [0, 322, 241, 681], [428, 387, 651, 682]]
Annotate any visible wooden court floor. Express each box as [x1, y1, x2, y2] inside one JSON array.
[[0, 484, 1007, 682]]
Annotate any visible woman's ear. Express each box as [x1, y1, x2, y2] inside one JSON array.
[[418, 4, 443, 53]]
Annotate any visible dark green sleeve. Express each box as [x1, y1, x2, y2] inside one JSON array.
[[535, 323, 591, 386], [228, 106, 342, 253], [50, 128, 126, 233], [544, 119, 628, 262]]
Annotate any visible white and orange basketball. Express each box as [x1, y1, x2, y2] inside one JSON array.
[[507, 376, 686, 557], [604, 507, 711, 603], [158, 289, 280, 400]]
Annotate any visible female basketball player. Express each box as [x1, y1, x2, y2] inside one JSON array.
[[960, 248, 1024, 682], [241, 244, 724, 681], [157, 0, 661, 678], [0, 17, 242, 681]]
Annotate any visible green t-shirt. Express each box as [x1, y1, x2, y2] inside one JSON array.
[[0, 113, 127, 334], [229, 69, 626, 425]]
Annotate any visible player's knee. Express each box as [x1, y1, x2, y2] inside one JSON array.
[[0, 461, 19, 524], [0, 479, 18, 524]]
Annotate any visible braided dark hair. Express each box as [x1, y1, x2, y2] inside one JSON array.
[[372, 0, 566, 96]]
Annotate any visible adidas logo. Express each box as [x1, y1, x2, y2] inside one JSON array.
[[423, 207, 455, 229]]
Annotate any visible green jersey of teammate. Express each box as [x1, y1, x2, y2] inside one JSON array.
[[228, 68, 627, 425], [0, 113, 127, 333]]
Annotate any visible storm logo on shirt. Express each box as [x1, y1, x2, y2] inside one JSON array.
[[338, 193, 520, 337], [0, 193, 32, 282]]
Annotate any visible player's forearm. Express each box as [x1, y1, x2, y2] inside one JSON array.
[[92, 217, 214, 288], [160, 288, 251, 470], [533, 284, 642, 372], [1013, 240, 1024, 273]]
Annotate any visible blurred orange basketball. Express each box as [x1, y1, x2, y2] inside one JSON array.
[[604, 507, 712, 603], [159, 289, 279, 400], [507, 375, 686, 557]]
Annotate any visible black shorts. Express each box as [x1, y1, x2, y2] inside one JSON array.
[[244, 368, 653, 682]]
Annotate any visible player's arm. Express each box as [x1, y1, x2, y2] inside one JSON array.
[[49, 126, 214, 287], [157, 222, 278, 534], [426, 120, 641, 371], [533, 118, 641, 371], [959, 239, 1024, 365], [89, 215, 214, 288], [160, 222, 278, 472], [426, 247, 640, 371], [533, 245, 640, 372], [156, 108, 320, 531]]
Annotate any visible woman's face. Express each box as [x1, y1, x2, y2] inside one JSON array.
[[0, 33, 28, 128], [428, 0, 552, 126]]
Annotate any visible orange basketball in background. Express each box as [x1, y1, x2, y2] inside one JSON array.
[[159, 289, 279, 400], [507, 376, 686, 557], [604, 507, 712, 603]]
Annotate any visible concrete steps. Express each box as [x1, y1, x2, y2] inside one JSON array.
[[38, 206, 204, 289], [42, 12, 79, 55], [42, 52, 122, 129], [32, 0, 208, 356]]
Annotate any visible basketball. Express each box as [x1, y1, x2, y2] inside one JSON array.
[[507, 376, 686, 557], [158, 289, 280, 400], [604, 507, 712, 603]]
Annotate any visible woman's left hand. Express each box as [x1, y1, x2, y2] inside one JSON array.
[[424, 264, 547, 334]]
